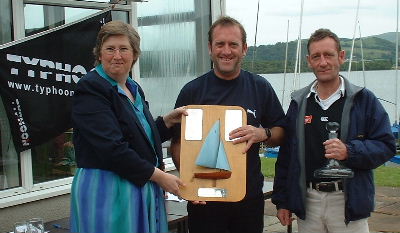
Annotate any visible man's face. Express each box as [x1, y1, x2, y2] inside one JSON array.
[[307, 37, 345, 84], [208, 25, 248, 80]]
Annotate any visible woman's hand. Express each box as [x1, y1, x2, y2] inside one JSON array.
[[150, 168, 185, 196], [162, 106, 188, 128]]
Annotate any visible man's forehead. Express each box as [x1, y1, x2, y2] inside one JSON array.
[[309, 39, 338, 53], [213, 38, 241, 44], [212, 25, 242, 37]]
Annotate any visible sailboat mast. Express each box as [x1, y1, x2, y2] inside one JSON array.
[[282, 20, 289, 107], [358, 21, 366, 87], [348, 0, 361, 77], [293, 0, 304, 91], [396, 0, 399, 124], [251, 0, 260, 71]]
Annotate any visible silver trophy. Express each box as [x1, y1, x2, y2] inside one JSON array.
[[314, 122, 354, 178]]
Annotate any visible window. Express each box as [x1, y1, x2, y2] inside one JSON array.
[[80, 0, 110, 2], [0, 97, 19, 191], [0, 0, 12, 44], [31, 130, 75, 184], [24, 4, 128, 37], [78, 0, 125, 3], [137, 0, 211, 117]]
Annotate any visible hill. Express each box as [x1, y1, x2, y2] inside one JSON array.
[[374, 32, 400, 43], [243, 33, 396, 74]]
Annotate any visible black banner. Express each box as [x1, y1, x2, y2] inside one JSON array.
[[0, 10, 112, 152]]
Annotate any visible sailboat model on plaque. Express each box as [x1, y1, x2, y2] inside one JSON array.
[[179, 105, 246, 202], [194, 120, 232, 180]]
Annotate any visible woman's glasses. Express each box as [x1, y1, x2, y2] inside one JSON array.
[[103, 47, 131, 55]]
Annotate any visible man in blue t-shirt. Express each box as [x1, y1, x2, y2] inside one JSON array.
[[171, 16, 285, 233]]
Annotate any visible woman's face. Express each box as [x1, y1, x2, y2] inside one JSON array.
[[99, 35, 136, 80]]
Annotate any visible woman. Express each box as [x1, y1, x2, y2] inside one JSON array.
[[70, 21, 186, 233]]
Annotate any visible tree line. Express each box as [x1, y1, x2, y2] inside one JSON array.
[[243, 36, 395, 74]]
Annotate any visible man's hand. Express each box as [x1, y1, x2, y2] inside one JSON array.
[[277, 208, 294, 226], [229, 125, 266, 153], [323, 138, 348, 160]]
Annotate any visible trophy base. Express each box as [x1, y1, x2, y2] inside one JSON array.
[[314, 167, 354, 179]]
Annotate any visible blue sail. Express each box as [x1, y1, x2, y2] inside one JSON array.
[[195, 120, 231, 171]]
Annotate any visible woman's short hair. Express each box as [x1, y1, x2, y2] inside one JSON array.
[[93, 21, 141, 66]]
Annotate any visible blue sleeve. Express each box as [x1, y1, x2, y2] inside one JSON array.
[[345, 91, 396, 169], [155, 116, 173, 142], [271, 100, 296, 209]]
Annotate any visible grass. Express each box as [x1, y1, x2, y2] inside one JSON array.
[[261, 157, 277, 178], [260, 157, 400, 187], [374, 165, 400, 187]]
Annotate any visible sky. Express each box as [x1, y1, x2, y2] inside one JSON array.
[[226, 0, 398, 46]]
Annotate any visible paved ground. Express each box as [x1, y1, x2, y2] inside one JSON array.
[[263, 185, 400, 233]]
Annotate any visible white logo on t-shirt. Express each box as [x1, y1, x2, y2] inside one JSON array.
[[247, 109, 256, 118]]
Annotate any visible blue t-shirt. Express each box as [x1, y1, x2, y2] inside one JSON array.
[[174, 69, 285, 199]]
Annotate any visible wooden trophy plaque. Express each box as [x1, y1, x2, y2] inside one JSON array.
[[178, 105, 247, 202]]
